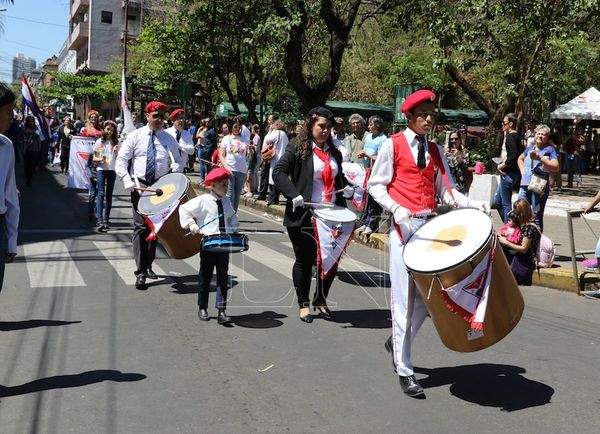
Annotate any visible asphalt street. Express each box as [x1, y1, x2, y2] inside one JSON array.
[[1, 166, 599, 434]]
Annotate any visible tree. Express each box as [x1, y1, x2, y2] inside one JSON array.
[[39, 72, 120, 107]]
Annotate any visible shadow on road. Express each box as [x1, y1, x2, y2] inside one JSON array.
[[232, 311, 287, 328], [332, 309, 391, 329], [337, 271, 391, 288], [415, 363, 554, 411], [0, 370, 146, 398], [0, 319, 81, 332]]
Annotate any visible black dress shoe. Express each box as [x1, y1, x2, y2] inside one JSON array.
[[217, 310, 232, 324], [299, 309, 313, 323], [198, 309, 210, 321], [314, 305, 333, 320], [135, 274, 147, 290], [146, 268, 158, 279], [399, 375, 425, 397]]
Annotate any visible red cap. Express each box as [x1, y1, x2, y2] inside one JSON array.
[[401, 90, 436, 113], [168, 108, 184, 122], [204, 167, 231, 186], [145, 101, 167, 113]]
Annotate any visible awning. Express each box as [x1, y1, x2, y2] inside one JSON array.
[[216, 102, 271, 119], [550, 87, 600, 121]]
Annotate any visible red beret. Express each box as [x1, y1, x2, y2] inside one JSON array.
[[401, 90, 436, 113], [204, 167, 231, 186], [168, 108, 184, 122], [145, 101, 167, 113]]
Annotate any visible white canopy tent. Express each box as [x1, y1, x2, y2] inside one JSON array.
[[550, 87, 600, 121]]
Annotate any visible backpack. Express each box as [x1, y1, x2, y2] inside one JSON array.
[[536, 232, 556, 268]]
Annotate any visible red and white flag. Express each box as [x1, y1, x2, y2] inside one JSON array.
[[342, 162, 368, 210], [313, 217, 355, 279], [120, 68, 135, 136], [439, 245, 494, 333], [143, 201, 180, 241]]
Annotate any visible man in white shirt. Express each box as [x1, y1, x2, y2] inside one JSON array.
[[367, 90, 487, 398], [165, 108, 195, 165], [0, 83, 19, 292], [115, 101, 183, 290]]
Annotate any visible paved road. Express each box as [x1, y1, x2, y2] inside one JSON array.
[[1, 167, 599, 433]]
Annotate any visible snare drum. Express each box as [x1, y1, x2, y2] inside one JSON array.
[[403, 208, 524, 352], [202, 233, 249, 253], [137, 173, 201, 259]]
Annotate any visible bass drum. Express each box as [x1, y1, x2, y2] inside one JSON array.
[[137, 173, 201, 259], [402, 208, 524, 352]]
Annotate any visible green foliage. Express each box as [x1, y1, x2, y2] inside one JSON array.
[[39, 72, 120, 105]]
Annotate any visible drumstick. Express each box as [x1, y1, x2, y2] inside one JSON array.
[[133, 175, 141, 190], [184, 213, 223, 237], [304, 202, 336, 208], [199, 158, 220, 167], [134, 187, 164, 196]]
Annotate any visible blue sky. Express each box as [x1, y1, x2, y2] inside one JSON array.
[[0, 0, 69, 83]]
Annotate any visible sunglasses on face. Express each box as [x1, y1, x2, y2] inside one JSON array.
[[150, 113, 164, 120]]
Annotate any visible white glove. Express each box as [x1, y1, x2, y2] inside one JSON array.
[[341, 185, 355, 199], [292, 195, 304, 212], [393, 206, 410, 225], [188, 223, 201, 235], [123, 179, 135, 191], [170, 163, 181, 173]]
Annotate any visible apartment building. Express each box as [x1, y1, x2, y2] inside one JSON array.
[[68, 0, 144, 74]]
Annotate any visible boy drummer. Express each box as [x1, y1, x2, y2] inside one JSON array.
[[179, 168, 239, 324]]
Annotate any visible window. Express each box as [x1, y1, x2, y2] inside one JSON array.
[[101, 11, 112, 24], [127, 15, 137, 21]]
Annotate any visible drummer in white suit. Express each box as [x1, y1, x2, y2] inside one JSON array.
[[367, 90, 488, 397], [115, 101, 183, 290], [165, 108, 195, 161]]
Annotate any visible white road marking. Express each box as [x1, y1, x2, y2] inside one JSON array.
[[23, 241, 86, 288], [93, 241, 168, 285]]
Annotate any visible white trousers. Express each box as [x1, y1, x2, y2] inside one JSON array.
[[389, 219, 430, 376]]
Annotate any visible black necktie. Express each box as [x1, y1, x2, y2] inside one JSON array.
[[176, 130, 181, 143], [416, 136, 426, 170], [216, 199, 226, 233]]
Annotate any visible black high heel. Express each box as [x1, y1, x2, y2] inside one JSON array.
[[299, 308, 313, 323], [313, 305, 333, 320]]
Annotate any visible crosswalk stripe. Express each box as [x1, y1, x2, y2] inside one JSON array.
[[23, 241, 86, 288], [244, 242, 293, 278], [339, 256, 385, 273], [93, 241, 168, 285], [181, 254, 259, 282]]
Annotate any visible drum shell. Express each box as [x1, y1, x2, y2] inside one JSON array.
[[202, 234, 249, 254], [410, 237, 524, 352], [150, 179, 201, 259]]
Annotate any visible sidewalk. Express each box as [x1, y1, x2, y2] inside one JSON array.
[[229, 172, 600, 295]]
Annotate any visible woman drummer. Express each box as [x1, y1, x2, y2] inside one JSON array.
[[273, 107, 353, 323]]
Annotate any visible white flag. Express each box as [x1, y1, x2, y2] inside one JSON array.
[[313, 217, 355, 279], [121, 68, 135, 136]]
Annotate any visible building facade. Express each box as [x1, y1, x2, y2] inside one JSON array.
[[12, 53, 37, 81]]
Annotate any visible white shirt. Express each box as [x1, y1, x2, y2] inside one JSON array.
[[178, 192, 239, 236], [311, 142, 339, 203], [115, 125, 183, 184], [165, 126, 195, 156], [333, 137, 350, 162], [221, 134, 249, 173], [241, 124, 251, 143], [93, 139, 118, 171], [367, 127, 472, 213], [0, 134, 20, 252]]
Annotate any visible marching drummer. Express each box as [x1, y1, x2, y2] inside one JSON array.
[[165, 108, 195, 160], [115, 101, 184, 290], [179, 167, 239, 325], [367, 90, 489, 397]]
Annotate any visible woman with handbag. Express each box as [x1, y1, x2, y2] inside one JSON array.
[[517, 124, 559, 232], [498, 199, 541, 286], [273, 107, 353, 323]]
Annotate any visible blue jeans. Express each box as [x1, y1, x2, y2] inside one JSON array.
[[88, 175, 97, 216], [227, 170, 246, 212], [492, 171, 520, 223], [96, 170, 116, 224], [361, 193, 383, 231], [518, 186, 549, 232]]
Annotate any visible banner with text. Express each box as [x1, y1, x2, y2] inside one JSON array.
[[67, 136, 96, 189]]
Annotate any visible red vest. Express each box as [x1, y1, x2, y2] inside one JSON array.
[[386, 132, 441, 213]]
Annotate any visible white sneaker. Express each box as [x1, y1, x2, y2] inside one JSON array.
[[363, 227, 373, 235], [356, 225, 367, 233]]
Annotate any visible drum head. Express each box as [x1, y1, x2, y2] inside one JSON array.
[[312, 206, 357, 223], [138, 173, 189, 215], [403, 208, 492, 273]]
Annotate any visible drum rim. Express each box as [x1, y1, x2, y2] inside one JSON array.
[[403, 223, 494, 275], [138, 173, 189, 215], [311, 206, 357, 223]]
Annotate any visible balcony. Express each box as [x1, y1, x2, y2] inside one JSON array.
[[68, 21, 89, 50], [70, 0, 89, 18]]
